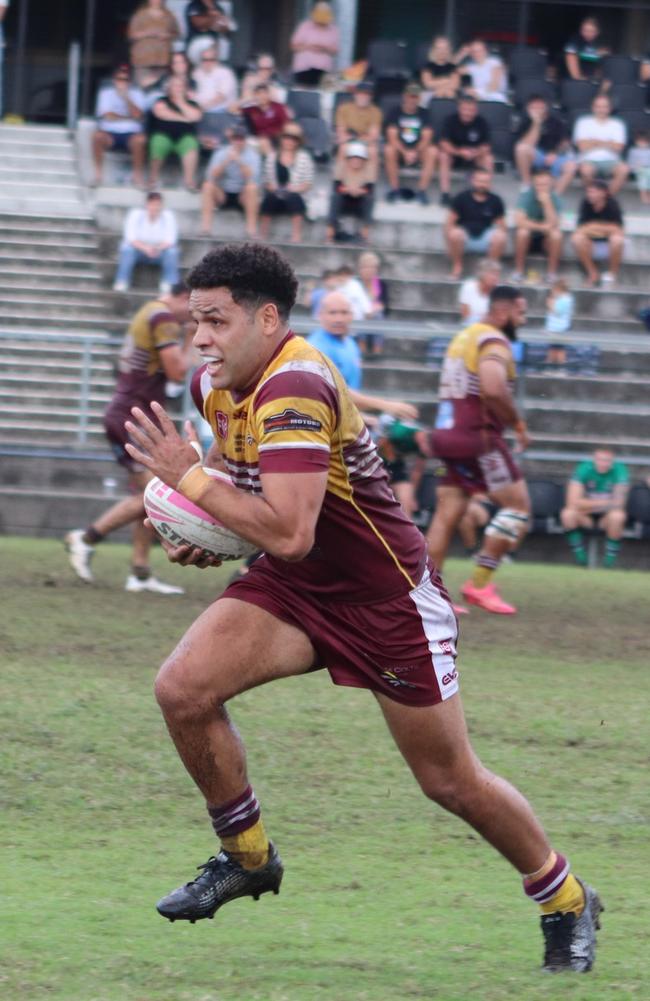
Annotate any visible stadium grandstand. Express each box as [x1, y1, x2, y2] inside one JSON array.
[[1, 0, 650, 568]]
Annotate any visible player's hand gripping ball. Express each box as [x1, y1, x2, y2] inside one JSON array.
[[144, 468, 259, 561]]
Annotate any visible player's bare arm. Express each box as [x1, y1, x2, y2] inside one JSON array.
[[478, 349, 530, 449], [126, 401, 328, 560]]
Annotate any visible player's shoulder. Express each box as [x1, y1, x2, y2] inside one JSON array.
[[463, 322, 511, 350], [253, 333, 341, 411]]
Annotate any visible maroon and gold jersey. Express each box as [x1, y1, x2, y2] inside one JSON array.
[[436, 322, 516, 435], [191, 332, 427, 601], [111, 299, 181, 413]]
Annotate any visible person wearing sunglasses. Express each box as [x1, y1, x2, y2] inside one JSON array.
[[192, 44, 238, 112]]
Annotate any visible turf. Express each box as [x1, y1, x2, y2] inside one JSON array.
[[1, 536, 648, 1001]]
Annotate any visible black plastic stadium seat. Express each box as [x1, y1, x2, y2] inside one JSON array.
[[413, 41, 433, 73], [601, 55, 640, 85], [620, 109, 650, 140], [490, 127, 514, 166], [560, 79, 598, 111], [507, 47, 548, 82], [477, 101, 512, 130], [287, 89, 321, 119], [379, 94, 403, 122], [427, 98, 458, 133], [367, 39, 410, 78], [514, 77, 556, 108], [609, 83, 646, 113], [296, 116, 332, 162], [527, 479, 564, 534]]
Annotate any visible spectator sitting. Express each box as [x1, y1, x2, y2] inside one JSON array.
[[335, 81, 382, 176], [445, 166, 506, 279], [326, 141, 375, 244], [514, 94, 577, 195], [383, 83, 438, 205], [113, 191, 179, 294], [305, 269, 341, 316], [185, 0, 236, 65], [544, 278, 574, 368], [200, 125, 261, 236], [458, 39, 508, 103], [626, 129, 650, 206], [148, 76, 202, 190], [438, 94, 493, 206], [571, 179, 624, 286], [512, 169, 563, 283], [191, 44, 237, 112], [356, 251, 390, 357], [92, 66, 147, 188], [572, 94, 629, 195], [260, 123, 314, 244], [127, 0, 180, 89], [290, 1, 340, 87], [334, 264, 373, 321], [458, 258, 501, 324], [240, 54, 287, 107], [419, 36, 461, 103], [564, 16, 609, 82], [242, 83, 291, 156], [308, 292, 362, 389], [560, 448, 629, 568]]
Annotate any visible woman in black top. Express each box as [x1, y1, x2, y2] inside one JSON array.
[[149, 76, 203, 190], [420, 36, 460, 102]]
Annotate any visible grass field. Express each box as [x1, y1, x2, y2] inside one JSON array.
[[2, 536, 648, 1001]]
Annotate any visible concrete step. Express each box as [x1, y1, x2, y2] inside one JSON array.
[[524, 400, 650, 438], [0, 167, 80, 186], [0, 293, 115, 316], [0, 450, 123, 492], [0, 213, 96, 233], [0, 253, 105, 273], [0, 271, 105, 291], [0, 486, 131, 538], [0, 384, 113, 404]]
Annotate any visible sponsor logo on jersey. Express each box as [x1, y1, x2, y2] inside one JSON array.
[[438, 639, 455, 656], [216, 411, 229, 439], [263, 408, 322, 435], [441, 668, 458, 686]]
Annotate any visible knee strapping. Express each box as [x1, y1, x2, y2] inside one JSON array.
[[485, 508, 529, 544]]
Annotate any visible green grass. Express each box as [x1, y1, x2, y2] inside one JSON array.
[[1, 536, 648, 1001]]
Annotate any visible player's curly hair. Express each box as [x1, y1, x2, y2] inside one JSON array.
[[187, 243, 298, 320]]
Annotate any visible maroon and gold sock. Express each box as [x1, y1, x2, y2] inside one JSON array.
[[208, 785, 269, 870], [523, 850, 585, 916]]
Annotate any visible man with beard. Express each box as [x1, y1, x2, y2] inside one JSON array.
[[424, 286, 531, 615]]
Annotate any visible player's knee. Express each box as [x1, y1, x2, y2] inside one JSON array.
[[484, 507, 529, 545], [560, 506, 577, 529], [154, 656, 222, 721]]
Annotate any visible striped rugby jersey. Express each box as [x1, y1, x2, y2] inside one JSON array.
[[191, 332, 427, 600], [436, 322, 516, 435], [112, 299, 181, 413]]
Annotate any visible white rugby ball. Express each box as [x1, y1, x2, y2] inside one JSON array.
[[144, 467, 259, 561]]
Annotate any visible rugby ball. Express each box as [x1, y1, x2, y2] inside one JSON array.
[[144, 467, 259, 561]]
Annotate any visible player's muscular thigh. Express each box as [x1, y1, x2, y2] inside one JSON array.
[[155, 598, 317, 709]]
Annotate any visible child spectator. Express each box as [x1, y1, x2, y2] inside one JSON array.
[[326, 141, 375, 244], [305, 269, 341, 316], [627, 130, 650, 206], [544, 279, 574, 369]]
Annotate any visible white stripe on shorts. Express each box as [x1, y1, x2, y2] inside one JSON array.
[[408, 569, 460, 701]]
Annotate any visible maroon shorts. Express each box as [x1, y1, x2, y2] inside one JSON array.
[[433, 430, 522, 496], [104, 403, 144, 474], [223, 558, 460, 708]]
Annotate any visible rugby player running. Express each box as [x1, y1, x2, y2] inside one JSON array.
[[425, 286, 531, 615], [125, 245, 601, 973]]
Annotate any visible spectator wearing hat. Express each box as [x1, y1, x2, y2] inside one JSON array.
[[113, 191, 180, 294], [259, 124, 314, 244], [420, 36, 461, 103], [290, 2, 340, 87], [383, 84, 438, 204], [92, 66, 148, 188], [438, 94, 493, 206], [200, 125, 261, 236], [185, 0, 237, 65], [326, 141, 374, 244], [241, 83, 291, 156], [571, 179, 625, 287], [335, 82, 383, 177], [514, 94, 577, 195]]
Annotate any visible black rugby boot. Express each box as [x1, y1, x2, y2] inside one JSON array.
[[541, 882, 603, 972], [156, 842, 283, 922]]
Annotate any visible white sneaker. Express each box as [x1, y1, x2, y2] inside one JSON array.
[[125, 574, 185, 595], [158, 281, 172, 294], [113, 280, 128, 292], [601, 271, 615, 285], [65, 529, 95, 582]]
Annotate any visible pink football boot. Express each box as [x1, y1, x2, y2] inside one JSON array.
[[460, 580, 517, 615]]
